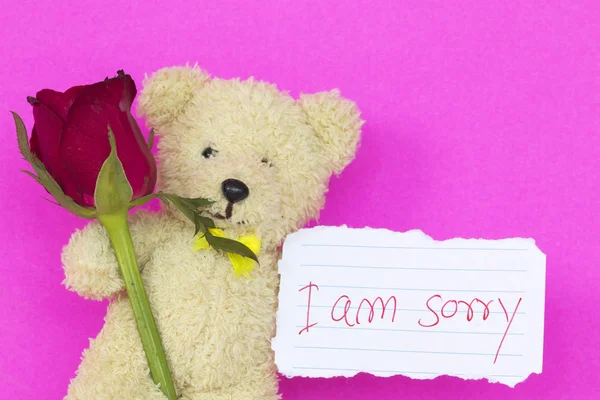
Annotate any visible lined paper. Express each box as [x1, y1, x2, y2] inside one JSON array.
[[272, 227, 546, 387]]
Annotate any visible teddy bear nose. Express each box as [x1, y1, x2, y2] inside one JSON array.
[[222, 179, 250, 203]]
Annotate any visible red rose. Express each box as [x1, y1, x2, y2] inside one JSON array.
[[27, 71, 156, 207]]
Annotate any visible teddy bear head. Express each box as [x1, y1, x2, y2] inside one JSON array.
[[137, 65, 363, 248]]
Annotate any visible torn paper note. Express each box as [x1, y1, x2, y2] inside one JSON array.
[[272, 227, 546, 387]]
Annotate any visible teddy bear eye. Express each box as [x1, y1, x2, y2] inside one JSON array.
[[202, 147, 218, 158]]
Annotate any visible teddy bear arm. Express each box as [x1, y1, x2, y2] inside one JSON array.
[[61, 211, 160, 300]]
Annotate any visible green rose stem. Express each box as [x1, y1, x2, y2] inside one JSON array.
[[99, 212, 177, 400], [92, 130, 177, 400]]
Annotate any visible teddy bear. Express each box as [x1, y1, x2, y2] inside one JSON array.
[[60, 64, 363, 399]]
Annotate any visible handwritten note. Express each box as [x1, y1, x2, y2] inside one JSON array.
[[272, 227, 545, 387]]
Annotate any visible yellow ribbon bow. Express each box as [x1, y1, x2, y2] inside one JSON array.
[[192, 228, 260, 278]]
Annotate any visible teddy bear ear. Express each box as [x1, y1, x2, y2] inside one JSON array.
[[137, 64, 210, 130], [298, 90, 364, 175]]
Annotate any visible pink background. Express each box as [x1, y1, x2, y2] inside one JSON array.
[[1, 1, 599, 398]]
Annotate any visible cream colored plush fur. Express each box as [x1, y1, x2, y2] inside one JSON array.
[[61, 65, 363, 399]]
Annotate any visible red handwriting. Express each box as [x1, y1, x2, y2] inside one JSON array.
[[418, 294, 522, 364], [331, 294, 397, 327], [459, 298, 494, 321], [418, 294, 441, 327], [298, 282, 319, 335], [418, 294, 494, 327], [297, 282, 523, 365], [357, 296, 398, 324], [331, 295, 355, 327], [494, 297, 522, 364]]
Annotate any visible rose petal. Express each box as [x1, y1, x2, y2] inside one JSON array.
[[30, 102, 64, 178], [36, 86, 84, 122], [121, 111, 157, 199], [30, 106, 88, 205], [77, 72, 137, 113], [29, 126, 40, 157], [106, 71, 137, 110], [59, 76, 156, 205]]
